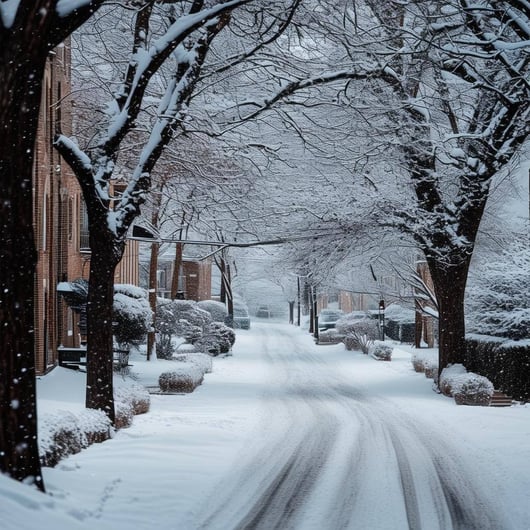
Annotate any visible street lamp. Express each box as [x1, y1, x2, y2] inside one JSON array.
[[378, 299, 385, 340]]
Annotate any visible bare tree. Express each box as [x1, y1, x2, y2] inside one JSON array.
[[56, 0, 303, 421], [223, 0, 530, 374]]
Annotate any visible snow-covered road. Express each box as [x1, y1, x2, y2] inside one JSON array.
[[198, 324, 507, 530], [3, 321, 528, 530]]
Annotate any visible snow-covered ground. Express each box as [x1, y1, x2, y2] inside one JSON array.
[[1, 322, 529, 529]]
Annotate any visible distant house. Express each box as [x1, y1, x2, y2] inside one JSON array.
[[33, 41, 138, 374], [142, 246, 212, 302], [338, 290, 374, 313]]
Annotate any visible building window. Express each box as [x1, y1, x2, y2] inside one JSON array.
[[68, 197, 73, 241], [80, 198, 90, 251], [42, 193, 48, 251]]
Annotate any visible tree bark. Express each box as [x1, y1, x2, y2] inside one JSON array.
[[427, 257, 470, 374], [146, 241, 159, 361], [0, 32, 48, 492], [0, 0, 103, 490], [170, 243, 183, 299], [85, 239, 120, 424], [225, 262, 233, 325]]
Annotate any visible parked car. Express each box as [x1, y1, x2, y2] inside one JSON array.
[[318, 309, 344, 330], [256, 305, 272, 318], [232, 306, 251, 329]]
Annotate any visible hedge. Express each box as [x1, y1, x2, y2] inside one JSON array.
[[385, 319, 415, 343], [464, 335, 530, 402]]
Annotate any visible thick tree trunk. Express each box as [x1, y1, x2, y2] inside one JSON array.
[[0, 40, 47, 490], [85, 238, 120, 424], [427, 257, 471, 375]]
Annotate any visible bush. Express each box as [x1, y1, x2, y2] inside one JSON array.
[[466, 236, 530, 340], [114, 401, 135, 429], [464, 335, 530, 401], [197, 300, 228, 322], [453, 374, 494, 406], [338, 316, 378, 354], [155, 298, 212, 359], [336, 312, 374, 335], [174, 352, 213, 374], [424, 360, 438, 382], [39, 409, 111, 467], [438, 363, 494, 405], [159, 365, 204, 393], [113, 284, 153, 348], [411, 355, 426, 372], [384, 304, 416, 342], [194, 322, 236, 356], [114, 377, 150, 415], [371, 341, 393, 361], [439, 364, 468, 397], [58, 281, 154, 349]]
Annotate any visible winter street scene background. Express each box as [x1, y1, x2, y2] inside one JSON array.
[[0, 1, 529, 529]]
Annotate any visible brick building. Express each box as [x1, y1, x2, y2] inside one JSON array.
[[147, 249, 212, 301], [33, 42, 138, 374]]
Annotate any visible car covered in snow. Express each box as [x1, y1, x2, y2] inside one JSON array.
[[232, 306, 251, 329], [318, 309, 344, 330], [256, 305, 273, 318]]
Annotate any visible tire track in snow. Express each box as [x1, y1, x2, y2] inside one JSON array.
[[199, 324, 511, 530]]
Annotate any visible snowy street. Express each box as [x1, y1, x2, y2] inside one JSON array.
[[198, 325, 510, 530], [2, 322, 530, 530]]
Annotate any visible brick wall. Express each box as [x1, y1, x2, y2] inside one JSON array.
[[34, 45, 76, 373], [182, 260, 212, 301]]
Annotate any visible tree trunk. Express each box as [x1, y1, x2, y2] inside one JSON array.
[[296, 276, 301, 326], [170, 243, 183, 299], [225, 262, 233, 325], [146, 242, 159, 361], [414, 301, 423, 349], [219, 257, 226, 304], [85, 236, 120, 424], [427, 257, 470, 375], [0, 39, 47, 491]]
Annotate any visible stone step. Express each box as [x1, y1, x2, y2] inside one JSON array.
[[490, 391, 513, 407]]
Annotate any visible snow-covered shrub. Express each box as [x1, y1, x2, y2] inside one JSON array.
[[318, 329, 343, 344], [113, 284, 152, 348], [193, 322, 236, 356], [438, 359, 495, 405], [439, 364, 468, 397], [464, 336, 530, 402], [114, 401, 135, 429], [466, 237, 530, 340], [175, 342, 198, 354], [180, 323, 203, 345], [411, 355, 426, 372], [159, 365, 204, 393], [155, 298, 212, 359], [453, 374, 494, 406], [174, 352, 213, 374], [197, 300, 228, 323], [424, 360, 438, 382], [338, 316, 378, 354], [114, 376, 150, 415], [384, 303, 416, 342], [39, 409, 111, 467], [371, 341, 393, 361], [336, 312, 374, 335], [344, 331, 373, 354]]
